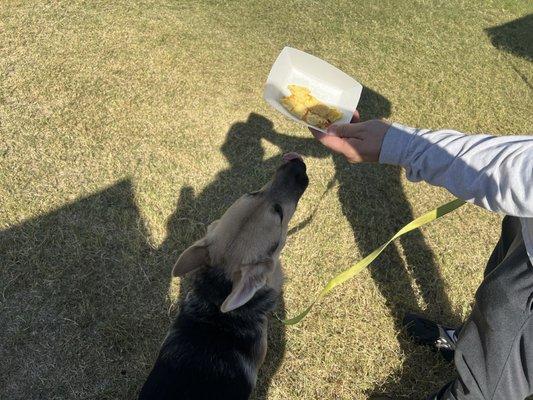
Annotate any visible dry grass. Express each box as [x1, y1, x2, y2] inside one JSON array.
[[1, 1, 532, 399]]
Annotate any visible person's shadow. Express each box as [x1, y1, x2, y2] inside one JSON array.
[[0, 180, 169, 399], [263, 87, 458, 397]]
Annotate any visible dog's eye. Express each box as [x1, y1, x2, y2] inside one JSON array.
[[273, 204, 283, 220]]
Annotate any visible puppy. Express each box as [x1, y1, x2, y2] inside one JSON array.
[[139, 153, 309, 400]]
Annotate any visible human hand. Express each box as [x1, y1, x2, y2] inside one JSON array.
[[308, 111, 391, 163]]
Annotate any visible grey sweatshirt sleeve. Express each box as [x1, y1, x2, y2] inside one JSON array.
[[379, 123, 533, 217]]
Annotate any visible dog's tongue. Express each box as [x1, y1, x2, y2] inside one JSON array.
[[283, 152, 303, 162]]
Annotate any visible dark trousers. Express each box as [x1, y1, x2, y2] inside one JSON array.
[[437, 216, 533, 400]]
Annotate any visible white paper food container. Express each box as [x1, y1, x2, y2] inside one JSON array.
[[263, 47, 363, 133]]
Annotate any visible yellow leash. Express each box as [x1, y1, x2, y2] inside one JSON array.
[[282, 198, 466, 325]]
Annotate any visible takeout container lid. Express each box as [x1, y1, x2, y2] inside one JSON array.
[[263, 47, 362, 133]]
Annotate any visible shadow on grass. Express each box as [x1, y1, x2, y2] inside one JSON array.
[[0, 99, 456, 398], [263, 87, 458, 398], [485, 14, 532, 62], [0, 180, 165, 399], [0, 113, 327, 399], [485, 14, 533, 91], [338, 92, 457, 398]]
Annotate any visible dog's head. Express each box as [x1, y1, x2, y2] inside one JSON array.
[[172, 153, 309, 312]]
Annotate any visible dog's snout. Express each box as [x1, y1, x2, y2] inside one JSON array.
[[269, 153, 309, 201], [287, 154, 307, 173], [282, 155, 308, 190]]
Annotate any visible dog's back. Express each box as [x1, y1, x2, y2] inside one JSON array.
[[139, 268, 277, 400]]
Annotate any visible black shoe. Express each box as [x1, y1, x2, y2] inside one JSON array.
[[403, 313, 457, 363]]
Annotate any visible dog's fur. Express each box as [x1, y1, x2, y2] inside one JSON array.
[[139, 156, 308, 400]]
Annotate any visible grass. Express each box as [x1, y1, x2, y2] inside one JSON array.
[[1, 0, 532, 399]]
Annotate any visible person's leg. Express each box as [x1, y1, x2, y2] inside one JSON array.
[[436, 317, 533, 400], [404, 216, 524, 362], [434, 217, 533, 400], [483, 215, 523, 277]]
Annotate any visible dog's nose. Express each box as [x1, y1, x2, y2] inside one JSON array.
[[284, 151, 307, 178], [282, 152, 303, 163]]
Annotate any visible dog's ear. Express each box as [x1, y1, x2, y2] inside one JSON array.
[[172, 238, 209, 277], [220, 262, 272, 313]]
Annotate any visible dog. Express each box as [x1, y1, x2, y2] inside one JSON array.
[[138, 152, 309, 400]]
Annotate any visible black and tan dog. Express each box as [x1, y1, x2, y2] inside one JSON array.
[[139, 153, 309, 400]]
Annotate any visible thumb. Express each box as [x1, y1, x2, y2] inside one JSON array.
[[350, 109, 361, 123], [327, 123, 362, 138], [313, 132, 352, 155]]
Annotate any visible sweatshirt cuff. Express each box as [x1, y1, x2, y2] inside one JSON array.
[[378, 122, 419, 166]]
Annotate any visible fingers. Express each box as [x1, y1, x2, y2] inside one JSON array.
[[309, 109, 360, 136], [308, 127, 323, 138], [350, 110, 360, 123], [326, 123, 364, 139], [311, 131, 364, 162], [315, 134, 350, 155], [307, 108, 375, 163]]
